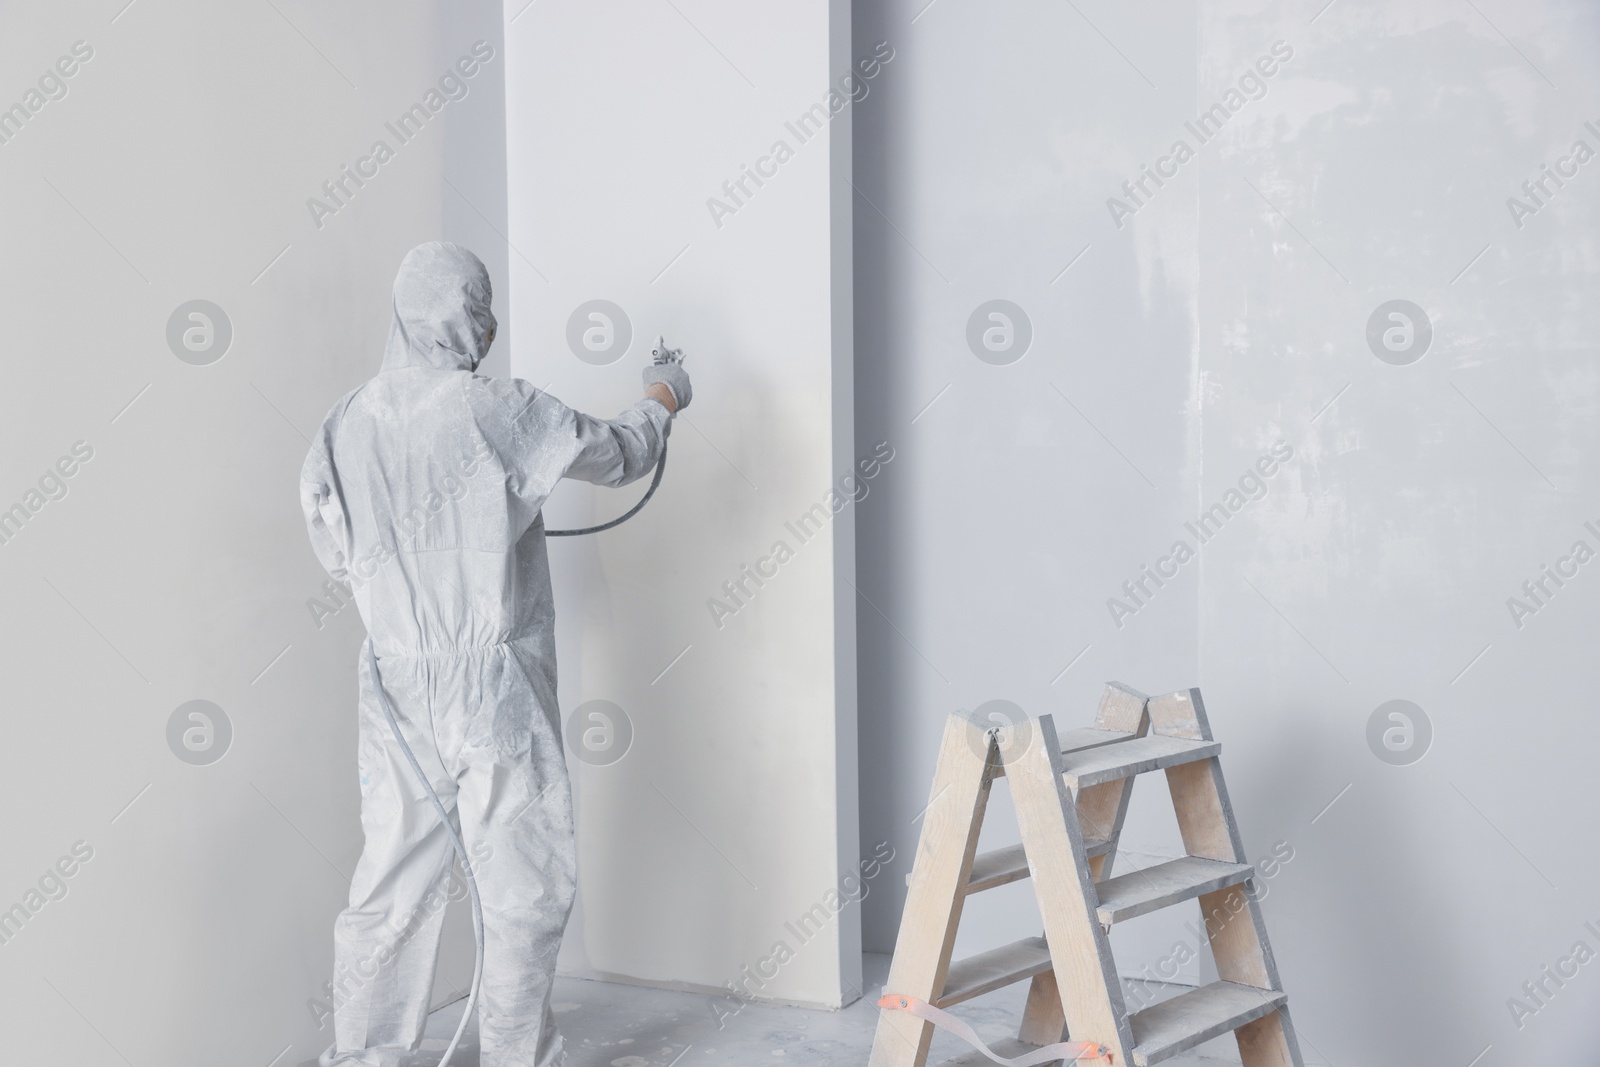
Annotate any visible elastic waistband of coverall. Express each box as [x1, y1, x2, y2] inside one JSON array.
[[367, 632, 547, 663]]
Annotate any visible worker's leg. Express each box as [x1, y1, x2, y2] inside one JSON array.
[[321, 657, 460, 1067], [449, 641, 578, 1067]]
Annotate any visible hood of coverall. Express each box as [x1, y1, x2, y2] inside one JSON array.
[[380, 241, 498, 373]]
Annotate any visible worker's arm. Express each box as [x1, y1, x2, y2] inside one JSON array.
[[645, 382, 678, 413], [466, 375, 672, 502], [563, 396, 673, 488], [299, 404, 353, 583], [563, 355, 691, 487], [469, 349, 689, 498]]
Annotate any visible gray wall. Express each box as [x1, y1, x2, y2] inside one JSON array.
[[0, 1, 504, 1061], [856, 0, 1600, 1061], [853, 0, 1206, 984]]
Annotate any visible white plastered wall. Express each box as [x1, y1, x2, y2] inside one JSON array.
[[505, 0, 862, 1008]]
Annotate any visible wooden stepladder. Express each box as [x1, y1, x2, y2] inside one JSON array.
[[869, 684, 1303, 1067]]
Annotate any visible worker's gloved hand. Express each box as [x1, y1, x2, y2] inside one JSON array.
[[643, 335, 692, 412]]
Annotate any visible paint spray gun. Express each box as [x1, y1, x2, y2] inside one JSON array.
[[652, 334, 685, 365], [545, 335, 682, 537]]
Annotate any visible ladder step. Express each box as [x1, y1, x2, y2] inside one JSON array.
[[1128, 981, 1287, 1066], [934, 936, 1052, 1007], [991, 727, 1133, 778], [1094, 856, 1255, 925], [1057, 726, 1136, 754], [965, 837, 1113, 895], [1060, 735, 1220, 789]]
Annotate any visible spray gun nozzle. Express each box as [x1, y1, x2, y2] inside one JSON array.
[[652, 335, 685, 365]]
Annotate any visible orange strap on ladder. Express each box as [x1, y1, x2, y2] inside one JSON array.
[[877, 994, 1111, 1064]]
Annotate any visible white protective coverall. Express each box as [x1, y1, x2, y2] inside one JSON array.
[[301, 242, 672, 1066]]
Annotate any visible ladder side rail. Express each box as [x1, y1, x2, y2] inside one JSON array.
[[1153, 689, 1304, 1067], [1019, 683, 1150, 1047], [1001, 711, 1136, 1063], [869, 711, 1001, 1067]]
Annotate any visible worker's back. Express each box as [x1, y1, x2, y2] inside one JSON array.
[[310, 363, 573, 657], [299, 242, 670, 659]]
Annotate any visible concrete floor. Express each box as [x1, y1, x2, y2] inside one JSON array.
[[401, 954, 1245, 1067]]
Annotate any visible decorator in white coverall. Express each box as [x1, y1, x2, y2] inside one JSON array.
[[300, 242, 691, 1066]]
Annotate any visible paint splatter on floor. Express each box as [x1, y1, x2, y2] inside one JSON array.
[[410, 954, 1253, 1066]]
